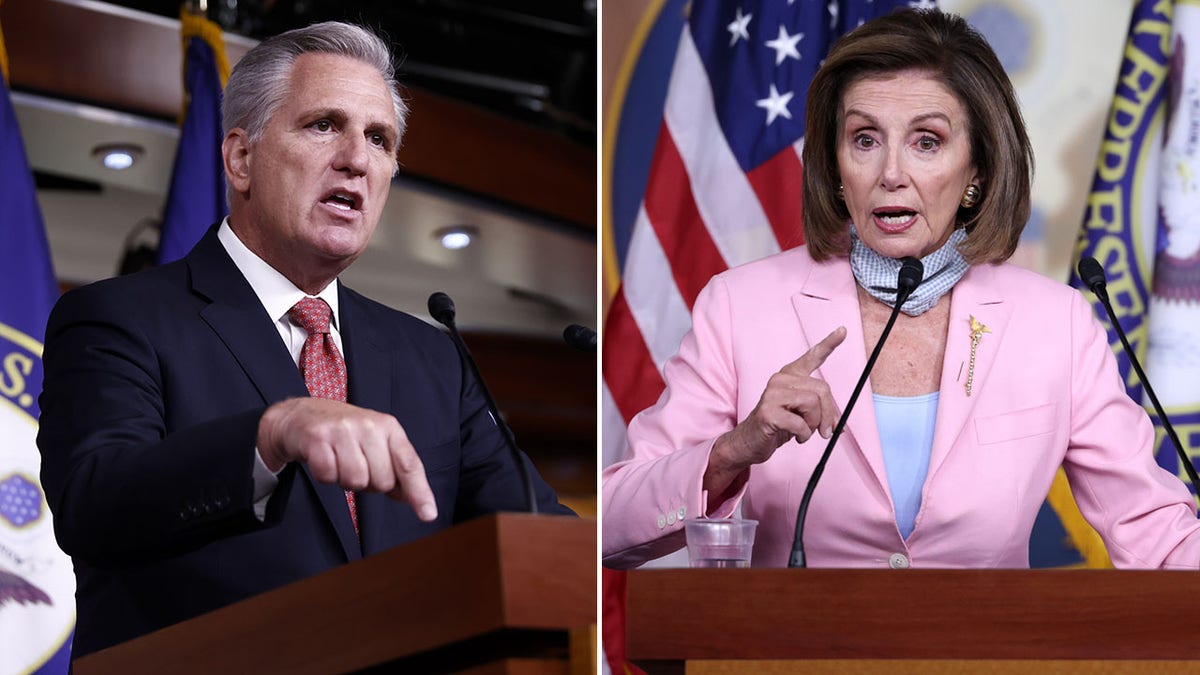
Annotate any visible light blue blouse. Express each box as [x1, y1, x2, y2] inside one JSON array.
[[873, 392, 939, 539]]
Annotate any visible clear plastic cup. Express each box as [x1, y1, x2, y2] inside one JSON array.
[[684, 518, 758, 568]]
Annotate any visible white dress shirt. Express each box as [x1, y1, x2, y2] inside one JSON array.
[[217, 219, 343, 517]]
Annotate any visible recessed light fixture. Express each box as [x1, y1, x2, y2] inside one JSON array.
[[436, 226, 477, 250], [92, 144, 144, 170]]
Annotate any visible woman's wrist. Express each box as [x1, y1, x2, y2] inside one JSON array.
[[705, 432, 748, 495]]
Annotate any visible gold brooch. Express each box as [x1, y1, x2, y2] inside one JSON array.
[[966, 315, 991, 397]]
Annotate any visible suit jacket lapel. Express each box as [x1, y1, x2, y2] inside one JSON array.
[[338, 286, 394, 555], [189, 226, 308, 405], [187, 227, 360, 561], [928, 264, 1012, 479], [791, 257, 892, 502], [339, 285, 392, 416]]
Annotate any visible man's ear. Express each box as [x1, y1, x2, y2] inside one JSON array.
[[223, 129, 252, 194]]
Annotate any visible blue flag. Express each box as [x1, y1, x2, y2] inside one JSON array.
[[0, 30, 74, 675], [157, 10, 229, 265], [1065, 0, 1200, 565]]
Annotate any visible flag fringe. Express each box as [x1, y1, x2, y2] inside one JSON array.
[[0, 1, 10, 86], [179, 8, 230, 88]]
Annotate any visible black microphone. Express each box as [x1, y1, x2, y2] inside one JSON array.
[[789, 256, 924, 568], [1076, 257, 1200, 497], [1077, 256, 1110, 303], [563, 324, 597, 353], [897, 256, 923, 296], [427, 292, 538, 514]]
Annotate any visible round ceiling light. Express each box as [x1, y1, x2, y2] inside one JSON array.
[[92, 144, 144, 170], [436, 226, 477, 250]]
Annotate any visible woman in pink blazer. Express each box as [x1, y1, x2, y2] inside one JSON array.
[[603, 9, 1200, 570]]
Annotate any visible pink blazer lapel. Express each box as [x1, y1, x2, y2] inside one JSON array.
[[790, 257, 892, 502], [929, 264, 1013, 479]]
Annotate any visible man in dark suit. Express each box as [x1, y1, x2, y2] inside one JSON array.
[[37, 21, 571, 659]]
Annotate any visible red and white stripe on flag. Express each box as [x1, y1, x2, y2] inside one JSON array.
[[604, 0, 926, 468]]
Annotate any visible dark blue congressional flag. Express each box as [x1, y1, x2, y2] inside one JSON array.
[[158, 9, 230, 265], [0, 30, 74, 675], [1060, 0, 1200, 567], [0, 90, 56, 333]]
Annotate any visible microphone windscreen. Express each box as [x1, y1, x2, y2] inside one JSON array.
[[898, 256, 924, 293], [427, 292, 456, 326], [1078, 257, 1107, 291], [563, 324, 597, 352]]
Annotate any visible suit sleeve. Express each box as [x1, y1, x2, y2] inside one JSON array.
[[1062, 289, 1200, 568], [602, 276, 750, 568], [37, 285, 275, 567]]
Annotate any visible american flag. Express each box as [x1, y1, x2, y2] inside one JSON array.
[[603, 0, 935, 473], [602, 2, 933, 672]]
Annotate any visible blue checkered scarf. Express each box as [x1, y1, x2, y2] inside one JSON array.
[[848, 225, 969, 316]]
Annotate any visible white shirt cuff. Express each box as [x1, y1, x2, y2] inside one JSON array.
[[251, 449, 281, 521]]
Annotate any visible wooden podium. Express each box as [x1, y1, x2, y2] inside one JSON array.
[[74, 514, 595, 674], [626, 568, 1200, 674]]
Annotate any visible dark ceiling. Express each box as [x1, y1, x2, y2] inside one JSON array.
[[116, 0, 596, 147]]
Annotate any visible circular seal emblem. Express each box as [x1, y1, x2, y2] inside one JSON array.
[[0, 321, 74, 672]]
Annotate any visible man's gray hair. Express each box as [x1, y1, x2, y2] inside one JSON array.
[[223, 21, 409, 145]]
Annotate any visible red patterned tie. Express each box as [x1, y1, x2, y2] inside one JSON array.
[[288, 297, 358, 536]]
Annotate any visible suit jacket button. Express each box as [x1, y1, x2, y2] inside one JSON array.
[[888, 553, 910, 569], [656, 514, 666, 529], [666, 511, 677, 525]]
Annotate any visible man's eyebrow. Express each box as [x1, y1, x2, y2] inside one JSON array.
[[299, 107, 349, 121], [365, 118, 397, 133], [299, 107, 397, 136]]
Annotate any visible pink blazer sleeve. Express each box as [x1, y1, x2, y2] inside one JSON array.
[[602, 276, 750, 567], [1062, 287, 1200, 568]]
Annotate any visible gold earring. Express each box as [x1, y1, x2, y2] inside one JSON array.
[[961, 184, 981, 208], [836, 183, 844, 201]]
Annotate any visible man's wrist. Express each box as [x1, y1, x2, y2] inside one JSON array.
[[257, 402, 290, 472]]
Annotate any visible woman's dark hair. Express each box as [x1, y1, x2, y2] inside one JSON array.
[[801, 9, 1033, 264]]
